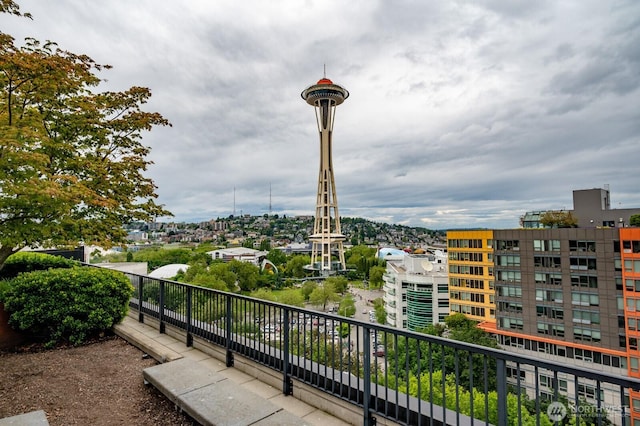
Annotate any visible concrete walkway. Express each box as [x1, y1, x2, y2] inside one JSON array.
[[115, 317, 349, 426], [0, 410, 48, 425]]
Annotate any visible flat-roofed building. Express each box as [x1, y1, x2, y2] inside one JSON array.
[[383, 251, 449, 331]]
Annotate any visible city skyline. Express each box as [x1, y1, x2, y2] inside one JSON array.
[[2, 1, 639, 230]]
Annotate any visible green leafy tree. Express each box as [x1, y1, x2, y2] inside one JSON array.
[[276, 289, 304, 307], [189, 251, 212, 266], [368, 265, 386, 289], [422, 322, 446, 336], [266, 249, 287, 268], [373, 297, 386, 324], [337, 293, 356, 318], [178, 262, 227, 291], [388, 313, 499, 394], [401, 370, 555, 426], [339, 323, 351, 338], [0, 8, 171, 271], [301, 281, 317, 301], [631, 214, 640, 227], [285, 255, 310, 278], [444, 313, 499, 348], [540, 211, 578, 228], [325, 276, 348, 294], [345, 245, 377, 260], [133, 248, 191, 270], [250, 288, 276, 302], [309, 281, 340, 311], [207, 262, 237, 291], [228, 259, 259, 292], [345, 245, 378, 278], [256, 272, 277, 289], [258, 239, 271, 251]]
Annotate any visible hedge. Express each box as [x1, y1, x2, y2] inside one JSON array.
[[0, 252, 79, 279], [4, 266, 133, 347]]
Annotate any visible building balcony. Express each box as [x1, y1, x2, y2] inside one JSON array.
[[116, 268, 640, 426]]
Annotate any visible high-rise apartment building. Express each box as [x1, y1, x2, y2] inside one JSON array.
[[446, 188, 640, 424], [447, 230, 496, 322]]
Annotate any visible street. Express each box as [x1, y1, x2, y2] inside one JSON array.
[[349, 286, 386, 371]]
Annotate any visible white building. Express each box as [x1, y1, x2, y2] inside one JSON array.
[[383, 250, 449, 331], [206, 247, 268, 266]]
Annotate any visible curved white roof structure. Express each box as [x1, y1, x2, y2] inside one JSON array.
[[377, 247, 407, 259], [148, 263, 190, 279]]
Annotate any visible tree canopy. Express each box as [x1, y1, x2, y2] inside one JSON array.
[[0, 4, 171, 270], [539, 210, 578, 228], [309, 281, 340, 311]]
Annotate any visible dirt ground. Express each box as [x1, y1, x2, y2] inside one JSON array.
[[0, 335, 195, 425]]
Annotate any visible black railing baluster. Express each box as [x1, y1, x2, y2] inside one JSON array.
[[283, 308, 292, 395], [137, 275, 144, 322], [442, 341, 446, 426], [158, 280, 165, 334], [186, 286, 192, 347], [534, 365, 540, 426], [484, 356, 489, 425], [516, 363, 522, 426], [455, 348, 460, 426], [429, 342, 434, 426], [468, 352, 474, 426], [620, 384, 627, 426], [417, 342, 422, 426], [496, 358, 507, 426], [363, 327, 373, 426], [596, 380, 603, 426], [225, 294, 233, 367]]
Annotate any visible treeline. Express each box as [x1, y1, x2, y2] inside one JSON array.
[[92, 244, 387, 291]]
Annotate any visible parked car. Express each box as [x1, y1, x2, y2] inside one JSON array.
[[262, 324, 278, 333], [373, 345, 385, 357]]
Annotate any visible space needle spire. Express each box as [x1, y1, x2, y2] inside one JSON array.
[[301, 75, 349, 275]]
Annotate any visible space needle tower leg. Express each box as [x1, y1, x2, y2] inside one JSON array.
[[301, 76, 349, 275]]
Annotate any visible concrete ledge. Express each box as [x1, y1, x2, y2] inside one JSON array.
[[114, 321, 182, 363], [143, 358, 225, 404], [0, 410, 49, 425], [144, 358, 308, 426], [133, 317, 388, 425]]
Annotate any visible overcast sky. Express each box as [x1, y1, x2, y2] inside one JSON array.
[[3, 1, 639, 230]]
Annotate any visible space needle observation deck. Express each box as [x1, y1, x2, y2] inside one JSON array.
[[301, 77, 349, 275]]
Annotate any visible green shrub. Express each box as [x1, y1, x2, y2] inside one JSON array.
[[0, 279, 10, 302], [4, 267, 133, 347], [0, 252, 79, 279]]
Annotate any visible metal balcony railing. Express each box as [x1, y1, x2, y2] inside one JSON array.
[[116, 270, 640, 426]]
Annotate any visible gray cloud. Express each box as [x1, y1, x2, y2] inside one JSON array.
[[2, 0, 639, 230]]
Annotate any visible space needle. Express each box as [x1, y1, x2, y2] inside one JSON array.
[[301, 75, 349, 275]]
